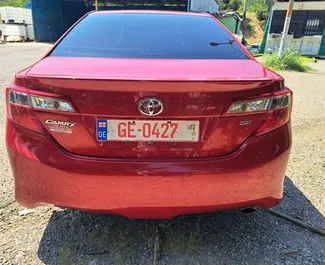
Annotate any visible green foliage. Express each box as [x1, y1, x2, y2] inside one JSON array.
[[250, 51, 263, 57], [259, 19, 266, 30], [219, 0, 268, 42], [228, 0, 242, 11], [219, 0, 243, 11], [263, 49, 313, 72], [246, 22, 253, 32], [247, 0, 268, 19], [0, 0, 28, 8], [219, 0, 268, 24]]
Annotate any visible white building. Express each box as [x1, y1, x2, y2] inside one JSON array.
[[264, 0, 325, 56]]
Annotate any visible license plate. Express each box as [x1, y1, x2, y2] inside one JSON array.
[[97, 120, 199, 142]]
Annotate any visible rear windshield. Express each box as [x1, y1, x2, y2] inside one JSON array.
[[51, 13, 248, 59]]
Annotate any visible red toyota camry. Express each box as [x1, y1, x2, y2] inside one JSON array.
[[6, 11, 292, 219]]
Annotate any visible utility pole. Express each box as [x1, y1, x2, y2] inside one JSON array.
[[278, 0, 295, 56], [243, 0, 248, 21], [241, 0, 248, 44], [95, 0, 98, 11]]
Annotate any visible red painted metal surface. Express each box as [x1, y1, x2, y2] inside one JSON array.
[[5, 11, 293, 218], [7, 120, 291, 219], [22, 58, 283, 158], [27, 57, 273, 81]]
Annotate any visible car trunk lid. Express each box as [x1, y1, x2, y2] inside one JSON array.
[[25, 57, 276, 158]]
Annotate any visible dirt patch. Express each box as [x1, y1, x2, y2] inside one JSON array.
[[244, 13, 265, 45]]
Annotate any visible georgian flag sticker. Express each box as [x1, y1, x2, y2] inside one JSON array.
[[97, 120, 108, 141]]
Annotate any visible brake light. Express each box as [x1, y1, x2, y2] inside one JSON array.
[[6, 88, 75, 133], [226, 90, 292, 135], [256, 99, 292, 135], [7, 89, 44, 133]]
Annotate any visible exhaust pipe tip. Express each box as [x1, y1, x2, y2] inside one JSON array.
[[240, 207, 256, 214]]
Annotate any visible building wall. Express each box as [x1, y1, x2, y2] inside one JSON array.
[[264, 1, 325, 55], [270, 10, 325, 36], [32, 0, 191, 42], [32, 0, 64, 42], [190, 0, 219, 14], [274, 1, 325, 11], [265, 34, 322, 55]]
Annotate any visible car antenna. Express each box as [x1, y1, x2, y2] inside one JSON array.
[[209, 39, 235, 46]]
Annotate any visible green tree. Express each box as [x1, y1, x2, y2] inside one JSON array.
[[247, 0, 268, 20], [228, 0, 242, 11], [0, 0, 28, 8], [219, 0, 268, 16], [219, 0, 243, 11]]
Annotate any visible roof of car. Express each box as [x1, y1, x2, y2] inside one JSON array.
[[90, 10, 212, 17]]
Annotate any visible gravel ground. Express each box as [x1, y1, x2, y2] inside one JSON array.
[[0, 43, 324, 265]]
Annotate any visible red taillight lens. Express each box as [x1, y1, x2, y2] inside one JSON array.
[[256, 107, 291, 135], [225, 89, 293, 135], [7, 103, 45, 133], [7, 89, 45, 133], [257, 91, 292, 135]]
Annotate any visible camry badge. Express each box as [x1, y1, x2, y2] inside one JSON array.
[[45, 120, 76, 134]]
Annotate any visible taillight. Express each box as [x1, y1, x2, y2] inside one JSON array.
[[6, 87, 75, 133], [7, 89, 44, 133], [226, 89, 292, 135], [255, 95, 292, 135], [227, 94, 291, 114]]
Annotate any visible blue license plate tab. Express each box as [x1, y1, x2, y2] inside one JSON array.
[[97, 120, 108, 141]]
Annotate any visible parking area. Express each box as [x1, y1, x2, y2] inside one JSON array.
[[0, 43, 324, 265]]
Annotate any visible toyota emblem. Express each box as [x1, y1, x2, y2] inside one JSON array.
[[138, 98, 164, 116]]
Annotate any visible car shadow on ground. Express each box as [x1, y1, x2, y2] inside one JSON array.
[[38, 177, 325, 265]]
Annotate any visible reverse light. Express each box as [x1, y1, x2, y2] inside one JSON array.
[[228, 99, 270, 113], [30, 96, 74, 112]]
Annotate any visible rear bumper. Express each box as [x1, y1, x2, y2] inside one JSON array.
[[6, 119, 291, 219]]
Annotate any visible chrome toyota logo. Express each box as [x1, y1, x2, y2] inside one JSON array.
[[138, 98, 164, 116]]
